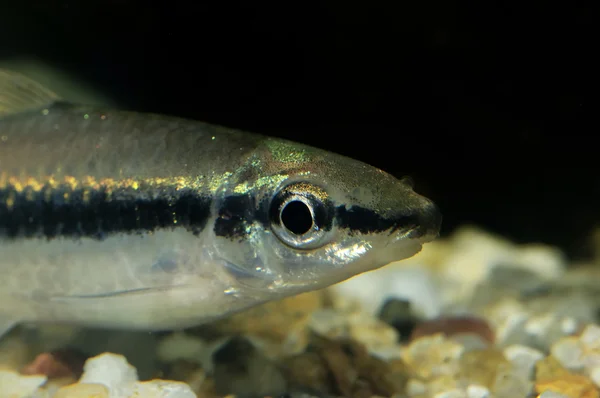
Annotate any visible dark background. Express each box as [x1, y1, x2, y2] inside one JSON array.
[[0, 1, 595, 258]]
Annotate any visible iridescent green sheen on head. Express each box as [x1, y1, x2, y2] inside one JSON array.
[[265, 139, 311, 164]]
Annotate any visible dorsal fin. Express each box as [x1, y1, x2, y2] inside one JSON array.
[[0, 68, 61, 116]]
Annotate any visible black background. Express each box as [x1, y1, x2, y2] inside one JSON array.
[[0, 1, 595, 258]]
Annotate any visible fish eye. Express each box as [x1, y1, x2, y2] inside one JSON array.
[[269, 182, 332, 249], [281, 200, 313, 235]]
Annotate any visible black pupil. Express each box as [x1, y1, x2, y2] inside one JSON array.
[[281, 200, 313, 235]]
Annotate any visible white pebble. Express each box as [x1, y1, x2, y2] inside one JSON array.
[[133, 380, 197, 398], [511, 244, 566, 280], [347, 312, 402, 359], [550, 337, 584, 371], [503, 344, 544, 380], [492, 369, 532, 398], [405, 378, 427, 396], [79, 352, 138, 393], [0, 370, 46, 398], [537, 391, 570, 398], [583, 353, 600, 370], [309, 309, 348, 337], [489, 300, 529, 345], [440, 227, 512, 299], [434, 389, 467, 398], [560, 317, 578, 335], [589, 366, 600, 388], [53, 383, 109, 397], [524, 313, 555, 338], [580, 324, 600, 350], [466, 384, 491, 398], [331, 264, 442, 318], [402, 334, 465, 379]]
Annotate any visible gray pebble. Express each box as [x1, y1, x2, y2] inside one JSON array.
[[212, 336, 287, 397]]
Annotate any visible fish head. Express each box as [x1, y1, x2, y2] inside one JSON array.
[[211, 138, 441, 297]]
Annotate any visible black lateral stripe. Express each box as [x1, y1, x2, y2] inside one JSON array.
[[0, 184, 211, 240], [213, 194, 255, 240], [335, 205, 419, 234]]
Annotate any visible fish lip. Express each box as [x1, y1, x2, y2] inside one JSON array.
[[408, 226, 439, 243], [222, 259, 280, 291], [406, 200, 442, 242]]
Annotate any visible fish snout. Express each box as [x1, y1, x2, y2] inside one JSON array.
[[408, 197, 442, 242]]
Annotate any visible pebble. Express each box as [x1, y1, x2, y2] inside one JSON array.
[[549, 324, 600, 375], [451, 333, 491, 352], [212, 336, 287, 397], [510, 244, 566, 280], [283, 352, 332, 394], [322, 338, 405, 397], [67, 329, 160, 380], [21, 349, 87, 379], [284, 334, 410, 397], [53, 380, 198, 398], [436, 227, 515, 303], [466, 384, 491, 398], [410, 316, 494, 344], [491, 367, 533, 398], [485, 266, 548, 297], [525, 313, 558, 341], [308, 309, 348, 337], [458, 348, 510, 388], [53, 383, 110, 398], [537, 392, 571, 398], [590, 367, 600, 388], [201, 291, 323, 358], [79, 352, 138, 390], [0, 369, 46, 398], [402, 334, 464, 379], [56, 353, 198, 398], [347, 315, 402, 360], [483, 294, 595, 351], [445, 228, 566, 282], [503, 344, 545, 380], [551, 336, 585, 372], [330, 263, 443, 318], [580, 324, 600, 351], [163, 360, 208, 393], [534, 355, 599, 397], [535, 373, 598, 398], [405, 378, 427, 396], [309, 308, 403, 360], [378, 298, 419, 342], [131, 380, 197, 398], [434, 389, 467, 398], [561, 317, 580, 335], [484, 298, 530, 347], [428, 375, 460, 394], [155, 332, 224, 375], [536, 356, 571, 381], [0, 225, 598, 397]]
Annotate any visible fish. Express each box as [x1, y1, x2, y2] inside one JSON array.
[[0, 69, 441, 338]]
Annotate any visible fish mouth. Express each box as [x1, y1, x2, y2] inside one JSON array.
[[222, 259, 279, 290], [406, 200, 442, 242], [222, 259, 320, 294], [386, 199, 441, 244]]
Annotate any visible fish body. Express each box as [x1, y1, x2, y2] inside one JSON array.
[[0, 70, 441, 337]]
